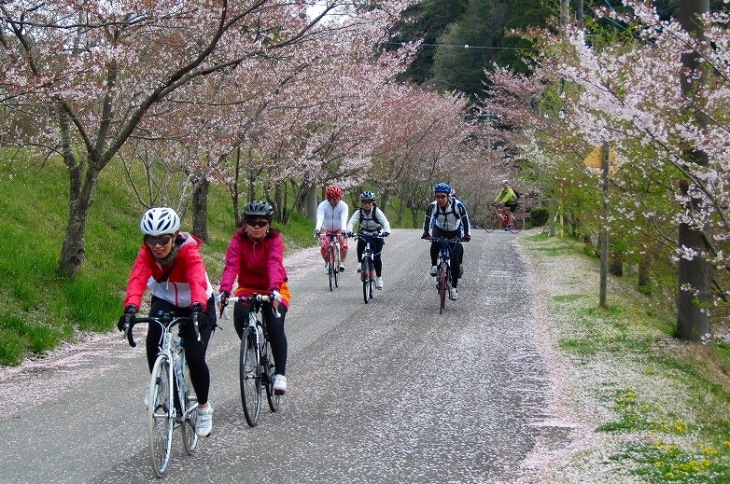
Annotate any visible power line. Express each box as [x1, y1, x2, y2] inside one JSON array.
[[382, 41, 534, 51]]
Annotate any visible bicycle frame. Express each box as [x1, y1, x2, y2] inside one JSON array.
[[223, 294, 281, 426], [428, 237, 461, 313], [354, 234, 383, 304], [484, 205, 524, 234], [319, 232, 342, 291], [124, 314, 200, 477]]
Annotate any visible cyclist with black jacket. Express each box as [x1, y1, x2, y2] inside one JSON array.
[[421, 182, 471, 300]]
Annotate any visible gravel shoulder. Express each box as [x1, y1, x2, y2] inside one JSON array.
[[513, 230, 715, 483]]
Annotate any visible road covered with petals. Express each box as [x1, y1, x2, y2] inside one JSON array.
[[0, 229, 570, 483]]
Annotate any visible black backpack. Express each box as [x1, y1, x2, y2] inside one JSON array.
[[359, 203, 384, 230]]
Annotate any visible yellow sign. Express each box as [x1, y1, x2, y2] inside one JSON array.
[[583, 144, 622, 175]]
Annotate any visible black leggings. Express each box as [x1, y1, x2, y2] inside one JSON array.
[[234, 301, 288, 376], [430, 228, 464, 288], [146, 295, 216, 405], [356, 237, 385, 277]]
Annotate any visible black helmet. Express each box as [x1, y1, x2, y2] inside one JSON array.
[[243, 200, 274, 220]]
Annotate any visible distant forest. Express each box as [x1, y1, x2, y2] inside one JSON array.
[[384, 0, 701, 100]]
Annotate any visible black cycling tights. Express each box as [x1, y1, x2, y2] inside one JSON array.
[[146, 295, 216, 405], [356, 237, 385, 277], [430, 228, 464, 288]]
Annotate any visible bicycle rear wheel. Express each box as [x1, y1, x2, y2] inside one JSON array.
[[263, 337, 281, 412], [510, 212, 525, 233], [484, 214, 499, 233], [239, 327, 262, 427], [438, 262, 448, 314], [148, 356, 174, 478], [180, 362, 199, 455]]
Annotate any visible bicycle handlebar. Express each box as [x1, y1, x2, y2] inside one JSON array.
[[219, 293, 280, 319], [424, 236, 463, 244], [350, 233, 385, 240], [123, 315, 194, 348]]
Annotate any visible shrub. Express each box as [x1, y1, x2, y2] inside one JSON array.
[[529, 207, 549, 227]]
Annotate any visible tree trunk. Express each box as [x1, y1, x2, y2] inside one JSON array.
[[677, 0, 711, 343], [192, 177, 210, 241], [638, 249, 650, 288], [609, 249, 623, 277], [306, 187, 318, 221], [59, 164, 100, 277]]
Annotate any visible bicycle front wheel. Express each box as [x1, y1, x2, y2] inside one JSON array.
[[334, 246, 341, 288], [485, 214, 499, 233], [148, 356, 174, 478], [510, 212, 525, 233], [180, 361, 199, 455], [438, 262, 448, 314], [264, 338, 281, 412], [362, 260, 371, 304], [327, 248, 334, 291], [239, 327, 262, 427]]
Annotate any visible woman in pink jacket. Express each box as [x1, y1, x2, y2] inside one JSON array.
[[118, 207, 216, 437], [219, 200, 290, 395]]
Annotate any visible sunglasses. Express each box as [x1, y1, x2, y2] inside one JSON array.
[[145, 235, 173, 246], [246, 220, 270, 228], [435, 194, 448, 199]]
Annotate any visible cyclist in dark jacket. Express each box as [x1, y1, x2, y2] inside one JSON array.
[[421, 182, 471, 300]]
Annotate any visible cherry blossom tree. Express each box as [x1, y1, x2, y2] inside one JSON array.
[[484, 1, 730, 337], [0, 0, 409, 276]]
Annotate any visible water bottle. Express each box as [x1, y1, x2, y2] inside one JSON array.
[[173, 345, 185, 396]]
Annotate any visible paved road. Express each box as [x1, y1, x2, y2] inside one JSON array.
[[0, 228, 562, 483]]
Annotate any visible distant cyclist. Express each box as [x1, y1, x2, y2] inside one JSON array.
[[118, 207, 216, 437], [314, 184, 349, 272], [219, 200, 290, 395], [494, 179, 518, 230], [421, 182, 471, 300], [346, 191, 391, 290]]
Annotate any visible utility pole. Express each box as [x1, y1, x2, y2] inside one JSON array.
[[599, 142, 609, 308]]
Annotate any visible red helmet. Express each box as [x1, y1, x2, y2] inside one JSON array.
[[325, 185, 343, 201]]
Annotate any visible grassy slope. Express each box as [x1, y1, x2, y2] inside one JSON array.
[[0, 155, 310, 365]]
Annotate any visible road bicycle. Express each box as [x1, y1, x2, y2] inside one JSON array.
[[221, 294, 281, 427], [484, 204, 525, 234], [319, 231, 343, 291], [352, 233, 385, 304], [426, 236, 461, 314], [123, 313, 201, 478]]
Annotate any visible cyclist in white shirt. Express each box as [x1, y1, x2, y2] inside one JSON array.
[[314, 184, 349, 272], [345, 191, 391, 290]]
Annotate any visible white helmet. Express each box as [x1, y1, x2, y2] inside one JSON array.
[[140, 207, 180, 236], [502, 179, 509, 184]]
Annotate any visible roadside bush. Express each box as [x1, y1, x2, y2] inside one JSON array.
[[529, 207, 549, 227]]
